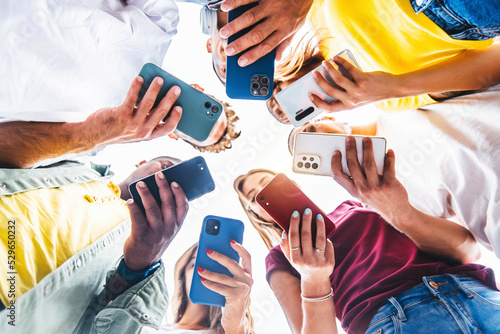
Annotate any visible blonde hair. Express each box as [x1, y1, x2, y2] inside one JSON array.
[[233, 170, 283, 250], [172, 244, 255, 334]]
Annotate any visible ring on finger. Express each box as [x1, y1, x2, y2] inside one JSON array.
[[291, 246, 301, 251], [316, 248, 325, 253]]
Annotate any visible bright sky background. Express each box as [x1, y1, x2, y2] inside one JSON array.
[[92, 3, 500, 333]]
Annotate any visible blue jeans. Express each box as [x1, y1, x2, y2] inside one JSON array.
[[410, 0, 500, 40], [364, 274, 500, 333]]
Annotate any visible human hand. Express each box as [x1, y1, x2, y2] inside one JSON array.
[[309, 57, 399, 112], [219, 0, 315, 66], [123, 172, 189, 272], [85, 76, 182, 147], [280, 209, 335, 285], [118, 157, 181, 200], [198, 241, 253, 333], [331, 136, 411, 222]]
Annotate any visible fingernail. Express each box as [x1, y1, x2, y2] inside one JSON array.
[[174, 106, 182, 113], [173, 86, 181, 96], [230, 239, 236, 244], [206, 249, 214, 255], [126, 199, 134, 205], [225, 46, 234, 55], [171, 181, 180, 188], [221, 2, 229, 11], [312, 71, 319, 78], [347, 136, 355, 143], [137, 181, 146, 189], [220, 28, 229, 38], [308, 93, 314, 101], [200, 277, 207, 282], [333, 150, 340, 156], [282, 231, 286, 239], [292, 210, 299, 218], [137, 76, 144, 83], [157, 172, 165, 179], [197, 267, 205, 273], [305, 208, 311, 215], [317, 214, 323, 221], [156, 77, 163, 86], [238, 57, 248, 67]]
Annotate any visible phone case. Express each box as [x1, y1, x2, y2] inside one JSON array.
[[226, 3, 275, 100], [256, 173, 335, 239], [276, 50, 361, 127], [293, 133, 387, 176], [190, 215, 245, 307], [128, 156, 215, 214], [137, 63, 223, 142]]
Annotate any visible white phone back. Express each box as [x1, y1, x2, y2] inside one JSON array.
[[276, 50, 361, 127], [292, 133, 387, 176]]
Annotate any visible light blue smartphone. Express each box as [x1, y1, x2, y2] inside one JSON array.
[[226, 3, 275, 100], [137, 63, 223, 142], [189, 215, 245, 307]]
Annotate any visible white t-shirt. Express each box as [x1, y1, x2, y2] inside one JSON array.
[[142, 324, 213, 334], [377, 84, 500, 258], [0, 0, 179, 123]]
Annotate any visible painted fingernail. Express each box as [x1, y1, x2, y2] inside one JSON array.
[[292, 210, 299, 218], [137, 76, 144, 83], [157, 172, 165, 179], [137, 181, 146, 189], [197, 267, 205, 273], [220, 28, 229, 38], [238, 57, 248, 67], [200, 277, 207, 282], [126, 199, 134, 205], [173, 86, 181, 96], [171, 181, 180, 188], [225, 46, 235, 56], [282, 231, 286, 239], [206, 249, 214, 255], [230, 239, 236, 244], [317, 214, 323, 221], [305, 208, 311, 215], [156, 77, 164, 85]]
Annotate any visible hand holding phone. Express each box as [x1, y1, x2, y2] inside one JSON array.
[[256, 173, 335, 240], [128, 156, 215, 215], [293, 133, 387, 176], [190, 216, 246, 307]]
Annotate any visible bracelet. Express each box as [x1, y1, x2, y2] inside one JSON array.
[[301, 288, 334, 302]]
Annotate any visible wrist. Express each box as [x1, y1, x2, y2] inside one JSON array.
[[384, 203, 416, 231], [301, 277, 332, 298]]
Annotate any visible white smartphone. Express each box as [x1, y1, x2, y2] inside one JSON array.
[[276, 50, 362, 127], [292, 133, 387, 176]]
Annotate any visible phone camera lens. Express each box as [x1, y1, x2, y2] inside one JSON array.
[[259, 195, 265, 201], [261, 77, 269, 85], [310, 157, 314, 161], [305, 162, 311, 168], [252, 82, 260, 90], [206, 219, 220, 235], [260, 87, 268, 96], [312, 163, 319, 169], [211, 105, 219, 113], [297, 162, 303, 168], [204, 101, 212, 109], [252, 76, 259, 82], [302, 157, 307, 161]]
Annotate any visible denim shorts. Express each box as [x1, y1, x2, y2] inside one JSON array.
[[364, 274, 500, 333], [410, 0, 500, 40]]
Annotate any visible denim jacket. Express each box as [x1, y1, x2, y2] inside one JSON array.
[[0, 161, 169, 333]]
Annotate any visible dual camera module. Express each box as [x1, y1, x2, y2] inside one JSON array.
[[297, 156, 319, 170], [251, 75, 270, 97], [205, 219, 220, 235], [204, 101, 219, 117]]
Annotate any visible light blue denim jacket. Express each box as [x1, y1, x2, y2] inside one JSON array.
[[0, 161, 169, 334]]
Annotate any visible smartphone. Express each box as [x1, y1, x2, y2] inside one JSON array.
[[137, 63, 223, 142], [226, 3, 275, 100], [256, 173, 335, 239], [276, 50, 361, 127], [293, 133, 387, 176], [190, 215, 245, 307], [128, 156, 215, 214]]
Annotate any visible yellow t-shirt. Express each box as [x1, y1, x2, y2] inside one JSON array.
[[0, 181, 129, 306], [308, 0, 494, 111]]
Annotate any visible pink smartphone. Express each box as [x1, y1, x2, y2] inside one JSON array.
[[256, 173, 335, 238]]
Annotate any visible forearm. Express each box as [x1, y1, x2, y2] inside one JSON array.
[[386, 205, 480, 263], [0, 121, 97, 168], [301, 279, 337, 334], [395, 44, 500, 98]]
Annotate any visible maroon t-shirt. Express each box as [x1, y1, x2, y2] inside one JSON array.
[[265, 201, 497, 334]]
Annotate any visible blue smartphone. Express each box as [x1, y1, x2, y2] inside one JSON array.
[[128, 156, 215, 214], [190, 215, 245, 307], [137, 63, 223, 142], [226, 3, 275, 100]]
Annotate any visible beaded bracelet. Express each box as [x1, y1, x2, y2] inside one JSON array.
[[301, 288, 334, 302]]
